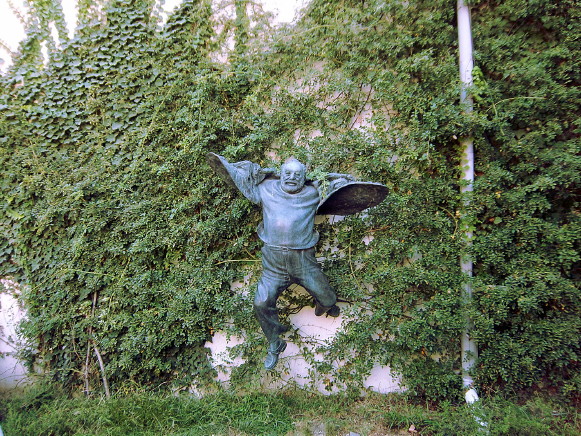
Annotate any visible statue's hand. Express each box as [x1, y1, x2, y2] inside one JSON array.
[[329, 177, 350, 191], [327, 172, 356, 182], [261, 168, 278, 177]]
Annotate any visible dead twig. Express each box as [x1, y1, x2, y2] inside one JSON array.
[[92, 342, 110, 398]]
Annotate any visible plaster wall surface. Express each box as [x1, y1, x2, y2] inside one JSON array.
[[0, 285, 28, 391], [204, 303, 402, 394]]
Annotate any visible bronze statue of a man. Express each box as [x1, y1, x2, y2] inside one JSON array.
[[207, 152, 386, 370]]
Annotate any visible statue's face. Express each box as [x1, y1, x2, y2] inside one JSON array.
[[280, 160, 306, 194]]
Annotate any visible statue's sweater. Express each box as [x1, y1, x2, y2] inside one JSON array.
[[255, 179, 319, 249], [224, 159, 320, 249]]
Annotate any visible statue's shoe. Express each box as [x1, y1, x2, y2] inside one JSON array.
[[326, 304, 340, 317], [264, 339, 287, 370], [315, 303, 341, 317]]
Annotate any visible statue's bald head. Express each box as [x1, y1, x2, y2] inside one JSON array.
[[282, 157, 305, 172]]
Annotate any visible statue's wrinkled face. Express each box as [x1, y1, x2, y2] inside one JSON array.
[[280, 159, 306, 194]]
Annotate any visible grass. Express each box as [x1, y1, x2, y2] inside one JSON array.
[[0, 384, 578, 435]]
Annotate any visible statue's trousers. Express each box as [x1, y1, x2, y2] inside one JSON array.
[[254, 245, 337, 343]]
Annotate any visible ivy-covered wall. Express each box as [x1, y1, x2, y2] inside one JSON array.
[[0, 0, 578, 402]]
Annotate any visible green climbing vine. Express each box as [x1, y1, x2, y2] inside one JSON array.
[[0, 0, 578, 402]]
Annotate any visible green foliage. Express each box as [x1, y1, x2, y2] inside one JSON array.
[[467, 0, 581, 399], [0, 0, 578, 403]]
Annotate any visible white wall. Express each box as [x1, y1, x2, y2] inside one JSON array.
[[0, 282, 29, 391], [205, 303, 401, 394]]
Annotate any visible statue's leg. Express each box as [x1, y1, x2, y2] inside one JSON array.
[[254, 246, 291, 343], [294, 248, 339, 316], [255, 246, 292, 369]]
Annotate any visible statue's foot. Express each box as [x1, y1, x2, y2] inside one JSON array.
[[326, 304, 340, 317], [315, 303, 341, 317], [264, 338, 287, 370]]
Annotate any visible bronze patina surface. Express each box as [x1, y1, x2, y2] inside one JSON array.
[[207, 152, 386, 370]]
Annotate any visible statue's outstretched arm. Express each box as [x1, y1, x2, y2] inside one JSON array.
[[324, 172, 356, 192], [206, 152, 265, 205], [326, 172, 356, 182]]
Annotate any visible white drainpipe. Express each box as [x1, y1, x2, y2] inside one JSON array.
[[457, 0, 480, 404]]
